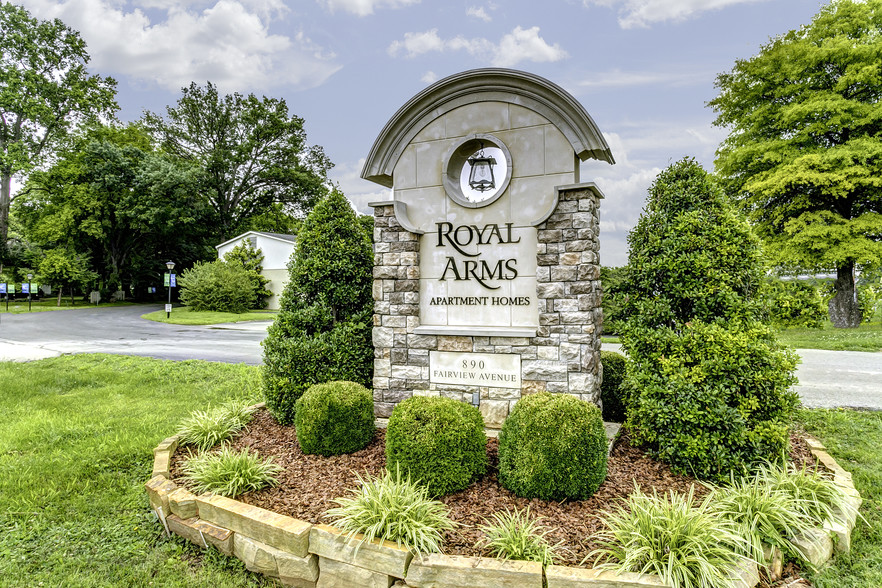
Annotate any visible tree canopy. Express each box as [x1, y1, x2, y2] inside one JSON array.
[[15, 124, 210, 294], [0, 3, 117, 262], [143, 82, 332, 241], [710, 0, 882, 327]]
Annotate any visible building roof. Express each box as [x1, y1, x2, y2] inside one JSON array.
[[215, 231, 297, 250]]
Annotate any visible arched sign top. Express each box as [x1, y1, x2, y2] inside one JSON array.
[[361, 68, 615, 188]]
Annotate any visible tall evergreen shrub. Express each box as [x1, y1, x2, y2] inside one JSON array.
[[262, 190, 374, 424], [620, 158, 798, 481]]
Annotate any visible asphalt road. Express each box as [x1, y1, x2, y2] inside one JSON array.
[[0, 306, 878, 409], [0, 305, 270, 365]]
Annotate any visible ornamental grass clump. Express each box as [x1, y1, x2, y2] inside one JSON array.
[[756, 461, 858, 527], [589, 486, 749, 588], [181, 446, 282, 497], [176, 397, 259, 451], [324, 467, 456, 554], [294, 380, 374, 456], [708, 474, 814, 567], [477, 507, 561, 566]]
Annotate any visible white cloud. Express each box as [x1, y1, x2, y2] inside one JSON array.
[[466, 6, 492, 22], [421, 70, 439, 84], [317, 0, 420, 16], [388, 26, 568, 67], [578, 68, 709, 89], [20, 0, 340, 93], [585, 0, 766, 29]]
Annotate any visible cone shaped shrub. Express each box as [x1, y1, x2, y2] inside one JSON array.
[[498, 391, 607, 501], [295, 380, 375, 456], [385, 396, 487, 497], [262, 190, 374, 424], [619, 159, 798, 481]]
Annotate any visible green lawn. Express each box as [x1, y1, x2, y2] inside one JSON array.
[[0, 355, 272, 588], [776, 321, 882, 352], [0, 355, 878, 587], [797, 408, 882, 587], [0, 298, 136, 313], [141, 307, 277, 325]]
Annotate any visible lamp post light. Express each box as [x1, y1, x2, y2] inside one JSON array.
[[27, 273, 33, 312], [467, 143, 497, 193], [165, 261, 175, 319]]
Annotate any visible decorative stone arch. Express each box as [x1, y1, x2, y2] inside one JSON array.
[[362, 68, 614, 188]]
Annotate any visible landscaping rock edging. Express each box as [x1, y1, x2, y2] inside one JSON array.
[[145, 419, 861, 588]]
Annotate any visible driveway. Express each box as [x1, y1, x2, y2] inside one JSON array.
[[602, 342, 882, 411], [0, 305, 270, 365]]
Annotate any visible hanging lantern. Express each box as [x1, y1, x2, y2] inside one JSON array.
[[468, 145, 496, 193]]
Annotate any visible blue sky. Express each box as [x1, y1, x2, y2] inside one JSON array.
[[18, 0, 824, 265]]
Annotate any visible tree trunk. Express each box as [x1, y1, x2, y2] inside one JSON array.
[[57, 288, 62, 307], [828, 263, 861, 328], [0, 172, 10, 246]]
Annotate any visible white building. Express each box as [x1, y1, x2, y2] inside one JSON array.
[[216, 231, 296, 310]]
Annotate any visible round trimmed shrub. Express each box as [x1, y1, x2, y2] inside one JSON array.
[[600, 351, 627, 423], [498, 392, 607, 501], [295, 381, 375, 456], [385, 396, 487, 496]]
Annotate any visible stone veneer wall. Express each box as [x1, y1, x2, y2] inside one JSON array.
[[371, 184, 604, 427], [146, 415, 860, 588]]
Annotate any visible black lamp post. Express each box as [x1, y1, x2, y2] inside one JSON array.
[[165, 260, 175, 319], [467, 144, 497, 193], [27, 273, 33, 312]]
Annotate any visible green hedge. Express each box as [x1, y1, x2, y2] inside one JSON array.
[[600, 351, 627, 423], [179, 260, 255, 313], [385, 396, 487, 496], [498, 392, 607, 501], [295, 381, 374, 456]]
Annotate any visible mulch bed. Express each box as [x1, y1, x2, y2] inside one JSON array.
[[170, 409, 818, 585]]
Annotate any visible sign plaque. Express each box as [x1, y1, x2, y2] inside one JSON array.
[[430, 351, 521, 388]]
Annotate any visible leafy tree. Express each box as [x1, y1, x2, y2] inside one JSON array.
[[710, 0, 882, 327], [143, 82, 332, 240], [15, 124, 209, 295], [222, 240, 272, 309], [36, 247, 96, 306], [620, 159, 799, 482], [0, 3, 117, 265], [262, 190, 373, 424]]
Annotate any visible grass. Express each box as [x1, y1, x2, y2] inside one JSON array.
[[775, 320, 882, 352], [0, 354, 273, 588], [141, 306, 278, 325], [796, 408, 882, 588], [0, 298, 136, 313]]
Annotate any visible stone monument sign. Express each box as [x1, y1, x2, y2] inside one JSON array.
[[363, 68, 614, 427]]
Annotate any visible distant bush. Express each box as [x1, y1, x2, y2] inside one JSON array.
[[764, 279, 826, 328], [385, 396, 487, 496], [498, 392, 607, 501], [179, 260, 255, 313], [295, 381, 374, 456], [223, 240, 273, 309], [600, 351, 627, 423], [600, 266, 627, 335], [262, 190, 374, 424]]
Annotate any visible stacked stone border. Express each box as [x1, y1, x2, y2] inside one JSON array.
[[146, 414, 861, 588]]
